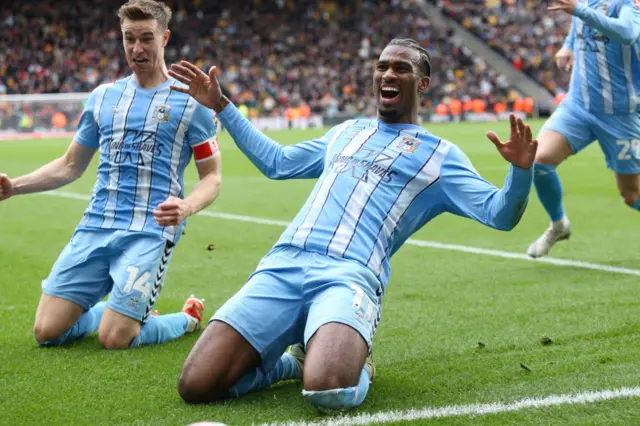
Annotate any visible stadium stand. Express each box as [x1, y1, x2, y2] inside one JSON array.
[[431, 0, 572, 98], [1, 0, 545, 133]]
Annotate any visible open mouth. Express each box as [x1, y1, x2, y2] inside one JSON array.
[[380, 85, 400, 101], [133, 58, 149, 65]]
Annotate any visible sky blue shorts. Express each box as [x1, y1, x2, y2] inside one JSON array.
[[41, 228, 174, 322], [541, 101, 640, 174], [211, 246, 383, 372]]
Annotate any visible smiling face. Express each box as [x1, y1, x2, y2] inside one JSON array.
[[121, 18, 169, 78], [373, 44, 430, 124]]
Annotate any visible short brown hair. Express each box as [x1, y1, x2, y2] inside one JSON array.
[[118, 0, 172, 31]]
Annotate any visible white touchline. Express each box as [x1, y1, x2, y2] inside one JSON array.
[[259, 387, 640, 426], [42, 190, 640, 277]]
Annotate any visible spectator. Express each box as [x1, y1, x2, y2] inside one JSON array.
[[1, 0, 521, 118], [432, 0, 571, 96]]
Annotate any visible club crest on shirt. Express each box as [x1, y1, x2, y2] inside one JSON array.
[[395, 136, 421, 154], [152, 104, 171, 123]]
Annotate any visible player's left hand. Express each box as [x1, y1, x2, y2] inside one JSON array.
[[0, 174, 14, 202], [169, 61, 221, 110], [548, 0, 578, 14], [486, 114, 538, 169], [153, 196, 194, 227]]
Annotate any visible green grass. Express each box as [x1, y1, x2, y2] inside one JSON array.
[[1, 120, 639, 425]]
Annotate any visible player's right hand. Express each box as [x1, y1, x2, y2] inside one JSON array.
[[169, 61, 221, 110], [0, 174, 14, 201], [555, 47, 573, 72]]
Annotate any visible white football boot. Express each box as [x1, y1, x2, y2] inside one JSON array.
[[527, 217, 571, 258]]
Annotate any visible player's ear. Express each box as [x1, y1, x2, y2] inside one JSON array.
[[418, 76, 430, 93], [163, 29, 170, 47]]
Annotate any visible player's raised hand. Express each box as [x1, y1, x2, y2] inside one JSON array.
[[548, 0, 577, 14], [169, 61, 221, 110], [153, 196, 194, 227], [486, 114, 538, 169], [555, 46, 573, 72], [0, 174, 14, 202]]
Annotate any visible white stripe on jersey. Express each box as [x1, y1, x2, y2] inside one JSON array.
[[80, 83, 112, 227], [324, 120, 353, 166], [94, 84, 110, 130], [103, 79, 136, 229], [622, 45, 638, 113], [326, 133, 404, 258], [595, 39, 614, 114], [162, 97, 197, 241], [129, 90, 172, 231], [367, 140, 451, 276], [290, 124, 377, 248], [576, 20, 591, 111]]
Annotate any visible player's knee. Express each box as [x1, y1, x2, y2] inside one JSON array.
[[302, 365, 367, 411], [33, 320, 65, 344], [619, 190, 640, 207], [178, 367, 224, 404], [534, 152, 561, 166], [178, 372, 208, 404], [304, 370, 358, 392], [535, 131, 572, 165], [98, 325, 137, 349]]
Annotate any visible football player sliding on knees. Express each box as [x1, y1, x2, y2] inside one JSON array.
[[168, 39, 536, 413], [0, 0, 221, 351]]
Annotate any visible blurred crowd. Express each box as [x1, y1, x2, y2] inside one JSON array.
[[1, 0, 530, 124], [431, 0, 572, 96]]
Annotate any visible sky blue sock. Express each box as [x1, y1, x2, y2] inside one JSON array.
[[534, 163, 565, 222], [39, 301, 106, 346], [302, 365, 371, 411], [129, 312, 188, 348], [229, 353, 301, 397], [632, 197, 640, 211]]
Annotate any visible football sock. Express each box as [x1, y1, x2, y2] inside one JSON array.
[[533, 163, 565, 222], [129, 312, 188, 347], [38, 301, 106, 346], [228, 353, 301, 397], [302, 364, 371, 411]]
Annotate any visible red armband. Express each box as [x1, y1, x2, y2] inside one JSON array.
[[193, 137, 220, 163]]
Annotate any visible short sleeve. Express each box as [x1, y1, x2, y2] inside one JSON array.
[[186, 103, 217, 147], [74, 89, 101, 148]]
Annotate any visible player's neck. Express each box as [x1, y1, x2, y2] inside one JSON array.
[[133, 65, 170, 90], [377, 110, 419, 125]]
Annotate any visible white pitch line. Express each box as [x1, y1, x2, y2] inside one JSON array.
[[260, 387, 640, 426], [407, 240, 640, 276], [42, 190, 640, 277]]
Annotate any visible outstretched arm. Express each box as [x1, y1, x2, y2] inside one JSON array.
[[215, 100, 339, 179], [441, 115, 537, 231], [550, 0, 640, 45], [169, 61, 333, 179], [0, 141, 96, 201], [1, 85, 102, 201]]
